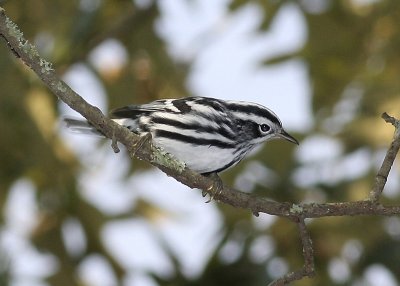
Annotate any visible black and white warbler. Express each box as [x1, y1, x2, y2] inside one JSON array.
[[65, 96, 298, 175]]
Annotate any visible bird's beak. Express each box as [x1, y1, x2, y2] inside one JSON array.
[[278, 129, 299, 145]]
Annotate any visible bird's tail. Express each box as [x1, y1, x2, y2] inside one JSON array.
[[63, 117, 103, 136]]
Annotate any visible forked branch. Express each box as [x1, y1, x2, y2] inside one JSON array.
[[268, 217, 315, 286]]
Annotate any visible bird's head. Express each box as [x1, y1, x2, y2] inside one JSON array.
[[228, 100, 299, 146]]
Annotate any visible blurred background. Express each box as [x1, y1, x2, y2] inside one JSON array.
[[1, 0, 400, 285]]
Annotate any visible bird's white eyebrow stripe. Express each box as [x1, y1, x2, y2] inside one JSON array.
[[225, 102, 281, 125]]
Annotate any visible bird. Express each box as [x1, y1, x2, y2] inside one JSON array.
[[65, 96, 298, 176]]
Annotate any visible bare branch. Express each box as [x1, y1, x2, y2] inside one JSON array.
[[268, 217, 315, 286], [369, 113, 400, 202]]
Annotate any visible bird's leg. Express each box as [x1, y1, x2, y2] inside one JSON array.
[[111, 129, 120, 153], [129, 132, 152, 157], [202, 172, 224, 203]]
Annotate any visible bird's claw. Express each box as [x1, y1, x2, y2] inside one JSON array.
[[111, 130, 120, 153], [130, 132, 152, 157], [202, 173, 224, 203]]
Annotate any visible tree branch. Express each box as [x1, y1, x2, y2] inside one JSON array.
[[1, 7, 400, 285], [369, 112, 400, 202], [268, 217, 315, 286]]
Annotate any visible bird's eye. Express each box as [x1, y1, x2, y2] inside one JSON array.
[[260, 124, 270, 133]]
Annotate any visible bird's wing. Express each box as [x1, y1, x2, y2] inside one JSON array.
[[110, 99, 174, 119]]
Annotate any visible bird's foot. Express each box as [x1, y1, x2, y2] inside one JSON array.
[[129, 132, 152, 157], [202, 172, 224, 203], [111, 129, 120, 153]]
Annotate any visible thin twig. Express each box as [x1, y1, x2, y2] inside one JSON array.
[[297, 218, 314, 275], [369, 113, 400, 202], [268, 217, 315, 286]]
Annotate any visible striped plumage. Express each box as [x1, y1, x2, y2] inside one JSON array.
[[65, 97, 298, 174]]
